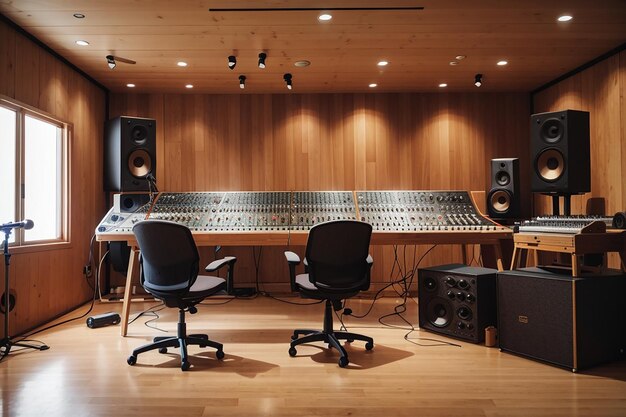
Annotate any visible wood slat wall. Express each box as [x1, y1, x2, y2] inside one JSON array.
[[109, 92, 531, 291], [0, 20, 106, 335], [532, 50, 626, 267]]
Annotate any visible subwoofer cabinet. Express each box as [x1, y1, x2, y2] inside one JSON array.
[[497, 267, 626, 372], [418, 264, 498, 343]]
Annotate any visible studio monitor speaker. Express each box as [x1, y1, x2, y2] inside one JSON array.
[[488, 158, 520, 219], [104, 116, 156, 192], [530, 109, 590, 194], [418, 264, 498, 343], [497, 267, 626, 372]]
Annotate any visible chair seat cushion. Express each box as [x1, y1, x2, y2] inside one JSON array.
[[187, 275, 226, 298], [295, 274, 359, 300], [295, 274, 317, 291]]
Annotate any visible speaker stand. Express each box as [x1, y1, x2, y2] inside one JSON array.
[[1, 228, 49, 358], [549, 193, 572, 216]]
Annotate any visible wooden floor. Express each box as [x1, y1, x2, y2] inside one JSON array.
[[1, 296, 625, 417]]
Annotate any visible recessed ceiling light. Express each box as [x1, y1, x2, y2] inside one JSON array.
[[73, 13, 85, 18], [177, 61, 188, 67], [369, 83, 378, 88], [185, 84, 193, 89], [318, 13, 332, 21], [75, 40, 89, 46], [497, 60, 508, 66], [449, 61, 459, 66], [455, 55, 466, 60], [377, 61, 389, 67], [126, 83, 135, 88], [439, 83, 447, 88], [294, 60, 311, 67], [557, 15, 573, 22]]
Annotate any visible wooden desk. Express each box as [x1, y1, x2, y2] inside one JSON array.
[[510, 229, 626, 276], [100, 228, 512, 337]]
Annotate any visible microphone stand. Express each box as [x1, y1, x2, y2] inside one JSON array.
[[1, 227, 49, 357]]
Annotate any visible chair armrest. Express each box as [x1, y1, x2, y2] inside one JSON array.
[[205, 256, 237, 272], [366, 254, 373, 265], [284, 251, 301, 292], [284, 251, 301, 265], [205, 256, 237, 295]]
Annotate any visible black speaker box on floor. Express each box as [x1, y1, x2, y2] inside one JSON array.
[[530, 109, 590, 194], [487, 158, 520, 219], [497, 267, 626, 372], [418, 264, 498, 343], [104, 116, 156, 192]]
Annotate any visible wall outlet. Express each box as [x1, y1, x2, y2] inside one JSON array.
[[83, 264, 92, 277]]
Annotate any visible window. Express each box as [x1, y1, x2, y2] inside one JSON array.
[[0, 97, 69, 247]]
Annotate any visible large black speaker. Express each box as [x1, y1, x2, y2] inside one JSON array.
[[530, 109, 590, 194], [104, 116, 156, 192], [418, 264, 498, 343], [497, 267, 626, 372], [487, 158, 520, 219]]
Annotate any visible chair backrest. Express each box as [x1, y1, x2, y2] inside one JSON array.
[[305, 220, 373, 292], [132, 220, 199, 298]]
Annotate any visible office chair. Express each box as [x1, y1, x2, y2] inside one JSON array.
[[126, 220, 236, 371], [285, 220, 374, 367]]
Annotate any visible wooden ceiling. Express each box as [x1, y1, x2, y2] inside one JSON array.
[[1, 0, 625, 94]]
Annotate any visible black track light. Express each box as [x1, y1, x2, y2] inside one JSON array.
[[283, 73, 293, 90], [228, 55, 237, 70], [239, 75, 246, 89], [474, 73, 483, 87], [106, 55, 116, 69], [258, 52, 267, 69]]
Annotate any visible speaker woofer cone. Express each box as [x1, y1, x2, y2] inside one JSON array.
[[127, 149, 152, 178], [540, 118, 564, 144], [489, 190, 511, 214], [536, 148, 565, 182], [426, 297, 453, 328]]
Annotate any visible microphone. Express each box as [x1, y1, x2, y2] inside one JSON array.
[[0, 219, 35, 230]]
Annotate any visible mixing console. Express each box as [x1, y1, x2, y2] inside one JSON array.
[[148, 192, 224, 231], [355, 191, 497, 231], [518, 215, 614, 234], [291, 191, 356, 230], [209, 192, 291, 231], [96, 190, 504, 238]]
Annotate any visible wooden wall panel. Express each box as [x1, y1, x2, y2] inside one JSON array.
[[110, 91, 530, 291], [0, 20, 106, 335], [533, 51, 626, 268]]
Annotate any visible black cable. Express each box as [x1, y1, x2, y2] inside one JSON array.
[[127, 302, 164, 325]]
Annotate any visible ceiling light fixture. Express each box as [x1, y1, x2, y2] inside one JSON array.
[[185, 84, 194, 89], [228, 55, 237, 70], [438, 83, 447, 88], [239, 75, 246, 89], [106, 55, 116, 69], [557, 15, 573, 22], [126, 83, 135, 88], [474, 73, 483, 87], [294, 60, 311, 67], [177, 61, 188, 67], [497, 60, 508, 66], [377, 60, 389, 67], [283, 73, 293, 90], [75, 40, 89, 46], [258, 53, 267, 69], [455, 55, 466, 60], [449, 61, 459, 66], [73, 13, 85, 18], [318, 13, 332, 21], [369, 83, 377, 88]]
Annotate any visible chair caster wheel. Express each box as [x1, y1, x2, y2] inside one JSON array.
[[181, 361, 191, 371], [365, 341, 374, 350], [288, 347, 297, 357], [338, 357, 349, 368], [127, 355, 137, 366], [158, 347, 168, 354], [216, 350, 225, 360], [291, 334, 298, 341]]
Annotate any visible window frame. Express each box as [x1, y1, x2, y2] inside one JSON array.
[[0, 95, 71, 253]]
